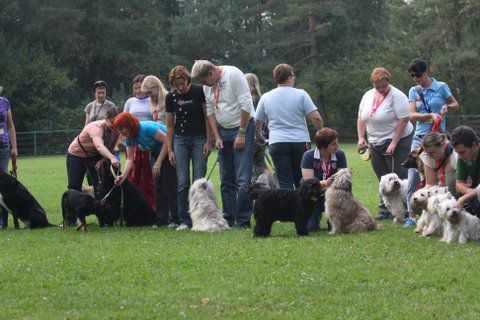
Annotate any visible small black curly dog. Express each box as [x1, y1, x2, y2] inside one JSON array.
[[249, 178, 322, 237]]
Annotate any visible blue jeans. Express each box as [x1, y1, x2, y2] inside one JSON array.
[[174, 134, 207, 226], [66, 153, 100, 191], [0, 146, 9, 173], [307, 197, 326, 231], [0, 146, 9, 226], [407, 135, 423, 213], [269, 142, 310, 189], [218, 118, 255, 227]]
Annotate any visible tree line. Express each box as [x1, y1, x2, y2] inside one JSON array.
[[0, 0, 479, 132]]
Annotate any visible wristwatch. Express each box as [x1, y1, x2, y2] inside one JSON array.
[[238, 128, 246, 135]]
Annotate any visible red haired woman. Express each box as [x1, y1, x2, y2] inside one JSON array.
[[113, 112, 178, 228]]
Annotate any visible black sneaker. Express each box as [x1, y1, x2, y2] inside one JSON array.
[[375, 211, 393, 221]]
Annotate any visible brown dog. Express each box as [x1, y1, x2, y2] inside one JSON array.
[[401, 147, 425, 183]]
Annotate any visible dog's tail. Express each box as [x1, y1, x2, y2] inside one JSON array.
[[247, 183, 265, 200]]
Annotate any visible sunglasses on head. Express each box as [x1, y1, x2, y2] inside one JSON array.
[[410, 71, 424, 78]]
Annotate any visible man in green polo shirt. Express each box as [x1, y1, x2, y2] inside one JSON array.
[[452, 126, 480, 215]]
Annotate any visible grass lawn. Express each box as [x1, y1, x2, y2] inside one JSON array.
[[1, 143, 480, 319]]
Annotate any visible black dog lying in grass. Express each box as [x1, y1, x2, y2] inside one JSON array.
[[61, 189, 108, 231], [249, 177, 322, 237], [0, 172, 52, 229], [97, 163, 155, 227]]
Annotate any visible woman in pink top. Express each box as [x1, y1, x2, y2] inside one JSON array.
[[66, 107, 120, 194]]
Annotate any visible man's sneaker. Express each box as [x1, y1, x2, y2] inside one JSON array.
[[403, 218, 417, 228], [167, 223, 179, 229], [176, 224, 189, 231], [152, 224, 161, 230], [375, 211, 393, 221]]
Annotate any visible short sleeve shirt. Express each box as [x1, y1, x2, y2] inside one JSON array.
[[123, 121, 166, 154], [408, 78, 452, 135], [124, 96, 153, 122], [301, 149, 347, 181], [255, 87, 317, 144], [166, 84, 206, 137], [456, 149, 480, 186], [68, 120, 119, 158], [0, 97, 11, 145], [84, 100, 116, 124]]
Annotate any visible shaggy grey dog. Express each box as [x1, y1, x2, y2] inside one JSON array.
[[325, 168, 378, 234], [188, 178, 230, 232], [255, 171, 279, 190]]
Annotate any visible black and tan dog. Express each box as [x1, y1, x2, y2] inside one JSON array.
[[0, 172, 52, 229], [401, 147, 425, 182], [249, 178, 322, 237], [61, 189, 107, 231]]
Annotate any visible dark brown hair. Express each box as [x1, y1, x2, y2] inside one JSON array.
[[315, 128, 339, 149]]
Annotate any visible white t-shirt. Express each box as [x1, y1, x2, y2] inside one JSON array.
[[204, 66, 254, 129], [420, 149, 458, 170], [255, 87, 317, 144], [124, 96, 152, 122], [358, 85, 413, 145]]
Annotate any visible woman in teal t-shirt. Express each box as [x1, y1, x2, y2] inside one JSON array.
[[113, 112, 178, 228]]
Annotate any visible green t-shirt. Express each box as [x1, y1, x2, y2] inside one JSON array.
[[456, 149, 480, 186]]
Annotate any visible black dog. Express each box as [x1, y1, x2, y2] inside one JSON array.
[[249, 177, 322, 237], [61, 189, 108, 231], [0, 172, 52, 229], [96, 163, 155, 227]]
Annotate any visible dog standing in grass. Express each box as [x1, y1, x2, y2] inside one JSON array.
[[249, 177, 322, 237], [379, 173, 408, 223], [188, 178, 229, 232], [325, 168, 378, 234]]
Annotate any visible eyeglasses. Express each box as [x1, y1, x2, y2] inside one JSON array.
[[410, 72, 424, 78]]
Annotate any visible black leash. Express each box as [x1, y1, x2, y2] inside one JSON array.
[[206, 156, 219, 180]]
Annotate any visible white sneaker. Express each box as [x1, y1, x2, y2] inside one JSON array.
[[176, 224, 189, 231], [167, 223, 179, 229]]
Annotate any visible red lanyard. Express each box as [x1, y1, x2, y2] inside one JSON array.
[[213, 67, 223, 104], [435, 157, 446, 186], [153, 110, 158, 122], [370, 89, 390, 117], [320, 159, 331, 180]]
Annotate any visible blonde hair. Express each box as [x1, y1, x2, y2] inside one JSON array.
[[245, 73, 261, 103], [370, 67, 391, 83], [141, 75, 168, 114], [191, 60, 216, 79]]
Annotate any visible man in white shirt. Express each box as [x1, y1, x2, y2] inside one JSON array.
[[191, 60, 255, 228]]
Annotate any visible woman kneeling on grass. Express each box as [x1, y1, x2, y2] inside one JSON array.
[[113, 112, 171, 229], [301, 128, 347, 231], [419, 132, 458, 196]]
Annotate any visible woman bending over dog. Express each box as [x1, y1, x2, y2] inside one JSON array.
[[65, 107, 121, 225], [113, 112, 177, 229]]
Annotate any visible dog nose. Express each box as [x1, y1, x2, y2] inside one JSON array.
[[413, 197, 417, 201]]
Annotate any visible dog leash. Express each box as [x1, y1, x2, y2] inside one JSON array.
[[100, 164, 120, 204], [206, 155, 219, 181]]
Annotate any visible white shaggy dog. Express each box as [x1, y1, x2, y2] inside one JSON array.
[[188, 178, 230, 232], [411, 186, 449, 233], [325, 168, 378, 234], [421, 192, 453, 237], [438, 200, 480, 244], [379, 173, 408, 223]]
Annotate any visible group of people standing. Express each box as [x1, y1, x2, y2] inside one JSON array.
[[3, 56, 476, 231], [356, 58, 480, 227], [63, 60, 329, 230]]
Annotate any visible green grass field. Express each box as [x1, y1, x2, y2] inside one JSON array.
[[1, 144, 479, 319]]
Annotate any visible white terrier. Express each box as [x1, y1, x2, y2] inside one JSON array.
[[379, 173, 408, 223]]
